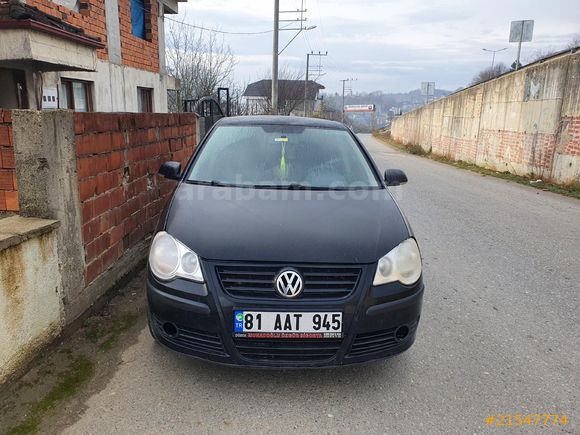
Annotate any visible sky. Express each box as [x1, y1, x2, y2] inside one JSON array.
[[174, 0, 580, 94]]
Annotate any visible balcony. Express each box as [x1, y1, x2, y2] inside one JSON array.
[[0, 19, 104, 72]]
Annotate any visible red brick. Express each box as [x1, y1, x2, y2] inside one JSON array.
[[0, 191, 5, 210], [85, 258, 103, 285], [93, 193, 111, 217], [82, 219, 100, 244], [110, 224, 124, 245], [0, 148, 16, 169], [79, 178, 97, 201], [1, 110, 12, 123], [81, 200, 94, 223], [0, 170, 14, 190], [0, 126, 11, 146]]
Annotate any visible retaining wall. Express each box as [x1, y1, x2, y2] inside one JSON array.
[[391, 50, 580, 183]]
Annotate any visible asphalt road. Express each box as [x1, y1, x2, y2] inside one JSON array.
[[63, 134, 579, 434]]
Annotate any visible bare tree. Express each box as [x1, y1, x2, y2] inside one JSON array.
[[525, 47, 558, 64], [469, 62, 509, 86], [225, 80, 250, 116], [166, 19, 236, 112], [567, 33, 580, 49]]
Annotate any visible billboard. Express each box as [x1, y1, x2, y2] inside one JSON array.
[[509, 20, 534, 43], [343, 104, 375, 113]]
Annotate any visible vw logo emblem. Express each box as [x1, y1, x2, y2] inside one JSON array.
[[275, 269, 304, 298]]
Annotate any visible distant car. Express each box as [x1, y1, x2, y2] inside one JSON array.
[[147, 116, 424, 367]]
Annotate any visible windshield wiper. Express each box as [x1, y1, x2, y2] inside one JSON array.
[[252, 183, 313, 190], [188, 180, 238, 187]]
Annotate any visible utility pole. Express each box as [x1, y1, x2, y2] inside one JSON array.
[[340, 78, 356, 123], [304, 51, 327, 117], [482, 47, 507, 70], [272, 0, 280, 114], [271, 0, 315, 115]]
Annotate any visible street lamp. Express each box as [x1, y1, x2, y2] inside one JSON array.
[[482, 47, 507, 70]]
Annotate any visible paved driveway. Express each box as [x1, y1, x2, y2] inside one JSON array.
[[63, 134, 579, 434]]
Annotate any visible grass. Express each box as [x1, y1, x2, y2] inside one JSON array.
[[5, 356, 94, 435], [84, 312, 140, 350], [372, 130, 580, 200]]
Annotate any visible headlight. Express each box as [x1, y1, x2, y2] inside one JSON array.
[[373, 238, 422, 286], [149, 231, 204, 283]]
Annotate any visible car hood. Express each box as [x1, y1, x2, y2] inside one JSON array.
[[164, 184, 410, 264]]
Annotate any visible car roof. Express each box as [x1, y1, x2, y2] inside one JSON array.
[[216, 116, 347, 130]]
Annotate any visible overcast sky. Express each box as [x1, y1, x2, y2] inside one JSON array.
[[175, 0, 580, 94]]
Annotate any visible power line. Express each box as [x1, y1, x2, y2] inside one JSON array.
[[132, 2, 285, 36], [165, 16, 275, 35]]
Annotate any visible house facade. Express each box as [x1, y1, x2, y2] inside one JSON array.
[[243, 79, 325, 116], [0, 0, 187, 112]]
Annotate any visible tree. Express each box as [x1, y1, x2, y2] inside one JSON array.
[[469, 63, 509, 86], [166, 20, 236, 112], [567, 33, 580, 49], [525, 48, 558, 64], [250, 65, 306, 115]]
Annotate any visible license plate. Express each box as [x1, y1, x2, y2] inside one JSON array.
[[234, 311, 343, 339]]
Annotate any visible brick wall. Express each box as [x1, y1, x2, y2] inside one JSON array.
[[0, 110, 17, 212], [117, 0, 160, 72], [561, 116, 580, 156], [74, 112, 196, 284], [27, 0, 109, 61], [26, 0, 160, 73]]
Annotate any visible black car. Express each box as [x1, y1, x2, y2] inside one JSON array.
[[147, 116, 424, 367]]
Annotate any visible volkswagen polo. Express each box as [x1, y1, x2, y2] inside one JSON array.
[[147, 116, 424, 367]]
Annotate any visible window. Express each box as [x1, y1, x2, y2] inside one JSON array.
[[131, 0, 146, 39], [187, 126, 380, 189], [138, 87, 153, 112], [61, 79, 93, 112]]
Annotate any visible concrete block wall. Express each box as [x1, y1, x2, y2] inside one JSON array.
[[74, 112, 197, 285], [0, 110, 17, 212], [391, 50, 580, 184]]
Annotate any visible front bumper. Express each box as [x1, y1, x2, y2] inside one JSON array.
[[147, 262, 424, 368]]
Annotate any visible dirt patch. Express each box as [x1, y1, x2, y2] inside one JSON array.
[[0, 269, 148, 435]]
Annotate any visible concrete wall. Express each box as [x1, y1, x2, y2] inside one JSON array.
[[0, 216, 62, 384], [391, 50, 580, 184]]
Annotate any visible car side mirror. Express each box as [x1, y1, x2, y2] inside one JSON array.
[[384, 169, 408, 186], [159, 161, 182, 180]]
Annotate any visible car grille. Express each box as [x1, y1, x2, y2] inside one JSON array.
[[348, 322, 417, 357], [216, 263, 362, 300], [153, 316, 227, 356], [234, 339, 342, 362]]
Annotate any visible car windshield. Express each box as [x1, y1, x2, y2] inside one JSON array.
[[187, 125, 380, 189]]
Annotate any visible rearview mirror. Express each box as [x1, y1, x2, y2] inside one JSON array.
[[384, 169, 408, 186], [159, 161, 182, 180]]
